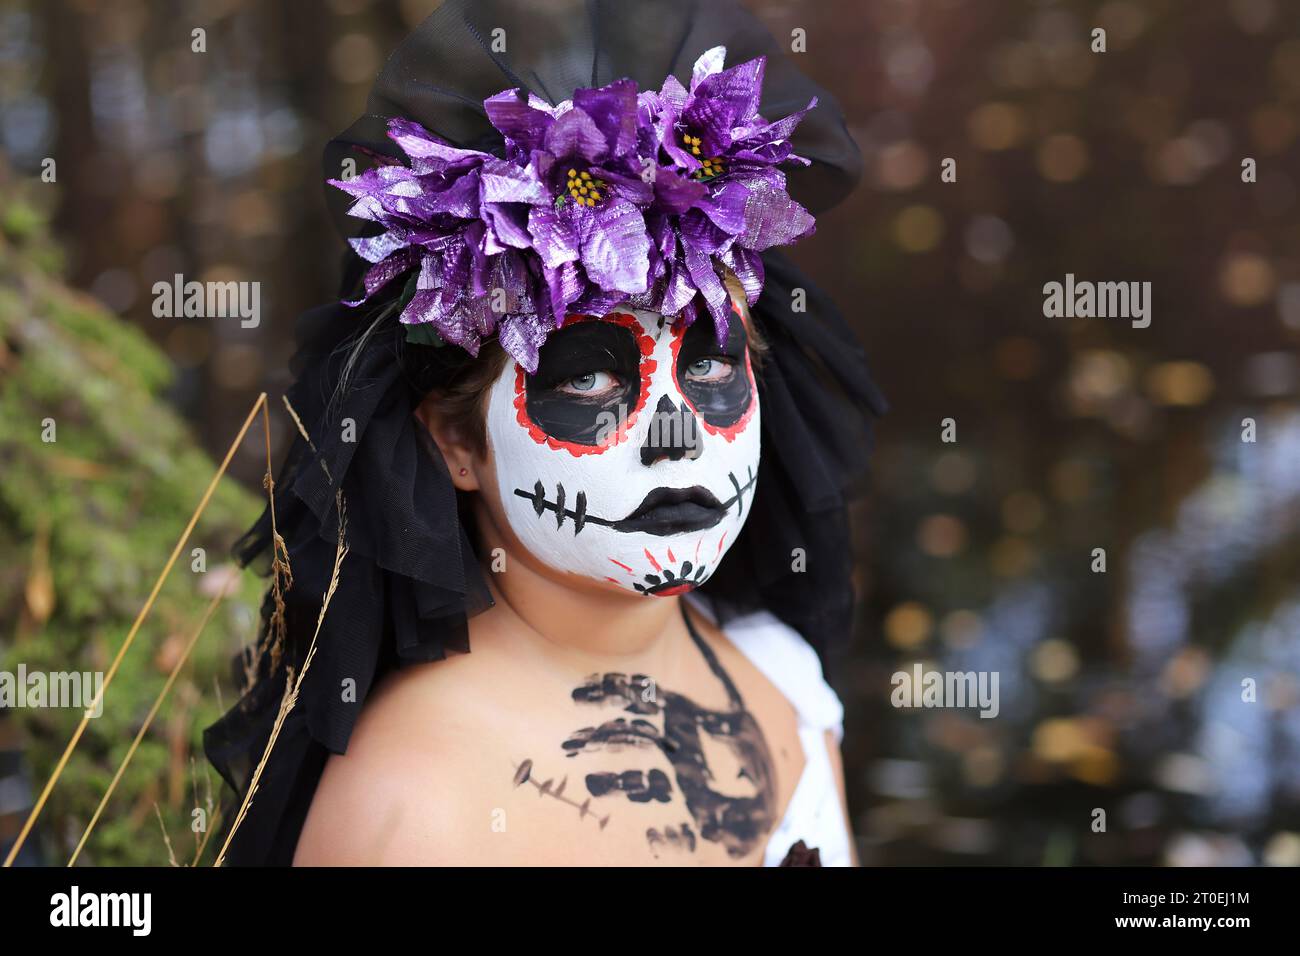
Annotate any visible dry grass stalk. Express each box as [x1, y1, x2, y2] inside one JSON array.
[[214, 490, 348, 867], [243, 401, 294, 687], [153, 803, 179, 867]]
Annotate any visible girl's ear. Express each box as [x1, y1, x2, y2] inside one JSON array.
[[413, 393, 482, 492]]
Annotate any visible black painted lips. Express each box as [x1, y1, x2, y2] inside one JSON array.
[[613, 485, 726, 536]]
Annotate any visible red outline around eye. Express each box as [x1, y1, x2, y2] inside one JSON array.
[[513, 311, 657, 457], [669, 304, 757, 443]]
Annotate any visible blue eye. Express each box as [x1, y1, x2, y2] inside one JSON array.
[[686, 357, 734, 382], [560, 370, 620, 395]]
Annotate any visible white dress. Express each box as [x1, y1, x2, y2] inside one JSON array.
[[684, 594, 854, 867]]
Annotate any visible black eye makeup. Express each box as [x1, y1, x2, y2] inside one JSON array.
[[525, 320, 642, 445], [675, 315, 753, 429]]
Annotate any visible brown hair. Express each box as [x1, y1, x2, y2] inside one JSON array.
[[423, 338, 510, 456]]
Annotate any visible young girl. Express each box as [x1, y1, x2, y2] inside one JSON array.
[[205, 0, 884, 867]]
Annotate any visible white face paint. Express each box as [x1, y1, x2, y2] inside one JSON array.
[[484, 306, 760, 596]]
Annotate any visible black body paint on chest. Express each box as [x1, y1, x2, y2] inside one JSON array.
[[561, 602, 777, 858]]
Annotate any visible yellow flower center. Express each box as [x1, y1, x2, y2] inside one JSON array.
[[565, 169, 606, 207], [680, 133, 725, 180], [691, 155, 726, 181]]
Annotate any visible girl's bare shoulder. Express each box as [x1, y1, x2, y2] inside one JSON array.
[[291, 613, 573, 865]]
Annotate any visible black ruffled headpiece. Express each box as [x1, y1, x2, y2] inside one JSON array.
[[204, 0, 885, 866]]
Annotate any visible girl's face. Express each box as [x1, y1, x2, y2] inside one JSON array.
[[480, 301, 761, 596]]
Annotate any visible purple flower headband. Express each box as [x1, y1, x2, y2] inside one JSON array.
[[330, 46, 817, 373]]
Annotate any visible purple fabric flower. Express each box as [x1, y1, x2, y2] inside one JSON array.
[[644, 46, 817, 342], [485, 78, 656, 325], [328, 46, 818, 372], [329, 119, 553, 369]]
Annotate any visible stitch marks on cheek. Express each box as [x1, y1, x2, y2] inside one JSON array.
[[512, 465, 757, 541]]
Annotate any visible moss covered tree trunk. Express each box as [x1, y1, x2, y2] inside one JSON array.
[[0, 180, 262, 866]]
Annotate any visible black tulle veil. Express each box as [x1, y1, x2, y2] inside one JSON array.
[[203, 0, 885, 866]]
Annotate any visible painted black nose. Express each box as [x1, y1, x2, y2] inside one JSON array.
[[641, 394, 702, 465]]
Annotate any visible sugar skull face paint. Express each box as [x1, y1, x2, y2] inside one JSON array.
[[484, 306, 760, 595]]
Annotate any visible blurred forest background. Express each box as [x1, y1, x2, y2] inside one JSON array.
[[1, 0, 1298, 866]]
